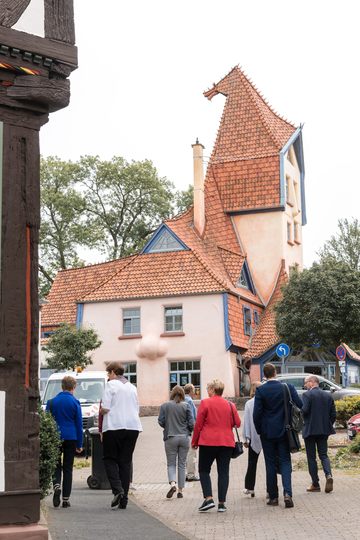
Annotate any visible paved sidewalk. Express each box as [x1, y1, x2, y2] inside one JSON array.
[[131, 416, 359, 540]]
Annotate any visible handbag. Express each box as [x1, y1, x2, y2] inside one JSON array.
[[229, 402, 243, 459], [282, 384, 301, 453], [283, 383, 304, 432]]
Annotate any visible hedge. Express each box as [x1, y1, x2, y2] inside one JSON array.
[[335, 396, 360, 428], [39, 405, 61, 499]]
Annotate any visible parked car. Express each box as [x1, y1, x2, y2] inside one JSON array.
[[347, 413, 360, 440], [276, 374, 360, 401]]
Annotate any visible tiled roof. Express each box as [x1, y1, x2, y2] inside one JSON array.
[[81, 250, 226, 302], [41, 258, 134, 326], [204, 66, 296, 213], [244, 261, 288, 359]]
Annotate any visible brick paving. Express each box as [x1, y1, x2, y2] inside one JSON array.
[[131, 416, 359, 540]]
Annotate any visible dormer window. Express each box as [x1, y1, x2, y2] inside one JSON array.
[[236, 261, 256, 294], [142, 224, 188, 254]]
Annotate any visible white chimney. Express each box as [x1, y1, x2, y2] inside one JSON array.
[[192, 139, 205, 236]]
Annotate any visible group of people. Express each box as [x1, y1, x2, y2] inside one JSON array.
[[46, 360, 336, 513]]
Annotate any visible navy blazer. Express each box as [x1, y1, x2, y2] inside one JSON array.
[[253, 380, 303, 439], [302, 387, 336, 438]]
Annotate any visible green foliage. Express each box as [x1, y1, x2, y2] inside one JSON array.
[[43, 323, 102, 371], [335, 396, 360, 428], [174, 184, 193, 215], [348, 433, 360, 453], [275, 260, 360, 350], [39, 405, 60, 499], [318, 218, 360, 271]]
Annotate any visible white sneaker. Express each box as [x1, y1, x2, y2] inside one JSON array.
[[243, 489, 255, 497]]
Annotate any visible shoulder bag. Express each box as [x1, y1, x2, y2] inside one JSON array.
[[229, 402, 243, 459], [282, 384, 301, 453]]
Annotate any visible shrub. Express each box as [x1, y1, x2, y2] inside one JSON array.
[[39, 405, 61, 499], [348, 433, 360, 454], [335, 396, 360, 428]]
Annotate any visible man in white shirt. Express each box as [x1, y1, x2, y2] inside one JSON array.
[[100, 362, 142, 509]]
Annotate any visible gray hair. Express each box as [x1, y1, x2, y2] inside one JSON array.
[[305, 375, 319, 385]]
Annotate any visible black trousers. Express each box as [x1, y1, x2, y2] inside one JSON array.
[[103, 429, 139, 496], [53, 440, 77, 499], [244, 445, 260, 491], [304, 435, 331, 485], [198, 445, 233, 502]]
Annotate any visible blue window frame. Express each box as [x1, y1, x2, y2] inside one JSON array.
[[254, 310, 259, 325], [123, 308, 140, 335], [243, 307, 252, 336]]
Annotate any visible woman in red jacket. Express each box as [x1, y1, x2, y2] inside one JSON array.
[[192, 379, 241, 513]]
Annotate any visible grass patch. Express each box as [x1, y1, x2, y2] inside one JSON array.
[[74, 458, 91, 469]]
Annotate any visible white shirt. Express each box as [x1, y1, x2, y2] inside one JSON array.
[[102, 379, 143, 432], [242, 397, 262, 454]]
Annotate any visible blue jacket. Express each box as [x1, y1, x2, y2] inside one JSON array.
[[185, 395, 197, 420], [253, 380, 303, 439], [46, 391, 83, 448], [302, 387, 336, 438]]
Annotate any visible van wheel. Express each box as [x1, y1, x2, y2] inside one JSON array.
[[87, 475, 101, 489]]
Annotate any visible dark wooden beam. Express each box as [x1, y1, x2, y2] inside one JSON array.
[[7, 76, 70, 112], [45, 0, 75, 45], [0, 26, 77, 69], [0, 0, 31, 28]]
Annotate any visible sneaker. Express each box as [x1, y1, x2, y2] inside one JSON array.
[[325, 475, 333, 493], [217, 503, 227, 512], [243, 489, 255, 498], [111, 492, 122, 508], [266, 498, 279, 506], [177, 492, 183, 499], [62, 500, 71, 508], [53, 486, 61, 508], [306, 484, 321, 492], [284, 495, 294, 508], [186, 475, 200, 482], [198, 499, 215, 512], [118, 495, 128, 509], [166, 485, 177, 499]]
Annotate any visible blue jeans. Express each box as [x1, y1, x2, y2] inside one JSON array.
[[261, 435, 292, 499], [304, 435, 331, 485]]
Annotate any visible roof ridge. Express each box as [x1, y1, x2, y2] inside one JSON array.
[[217, 245, 244, 257], [56, 254, 137, 273], [190, 248, 229, 290], [166, 205, 193, 223]]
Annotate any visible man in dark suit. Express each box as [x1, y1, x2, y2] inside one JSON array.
[[253, 363, 302, 508], [302, 375, 336, 493]]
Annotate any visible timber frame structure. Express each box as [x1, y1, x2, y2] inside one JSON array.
[[0, 1, 77, 534]]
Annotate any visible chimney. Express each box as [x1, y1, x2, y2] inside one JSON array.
[[192, 138, 205, 236]]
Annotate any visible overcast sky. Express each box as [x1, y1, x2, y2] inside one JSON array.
[[16, 0, 360, 267]]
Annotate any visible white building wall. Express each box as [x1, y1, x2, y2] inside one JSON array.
[[82, 294, 235, 406]]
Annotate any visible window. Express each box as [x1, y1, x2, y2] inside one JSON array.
[[122, 308, 140, 335], [123, 362, 137, 385], [253, 310, 259, 325], [148, 228, 185, 253], [285, 175, 291, 204], [169, 360, 200, 398], [164, 306, 183, 332], [243, 307, 252, 336]]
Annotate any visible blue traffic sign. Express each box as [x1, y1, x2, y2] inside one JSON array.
[[336, 345, 346, 362], [276, 343, 290, 358]]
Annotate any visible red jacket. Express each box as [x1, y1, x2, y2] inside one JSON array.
[[192, 396, 241, 447]]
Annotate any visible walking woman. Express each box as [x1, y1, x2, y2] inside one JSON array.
[[243, 381, 262, 497], [158, 385, 195, 499], [192, 379, 241, 513]]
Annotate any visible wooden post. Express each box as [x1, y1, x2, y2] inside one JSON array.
[[0, 2, 77, 537]]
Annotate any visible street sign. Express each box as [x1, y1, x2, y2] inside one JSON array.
[[276, 343, 290, 358], [336, 345, 346, 362], [338, 360, 346, 368]]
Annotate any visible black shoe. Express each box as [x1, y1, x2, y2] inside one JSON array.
[[118, 495, 128, 509], [325, 475, 333, 493], [217, 503, 227, 512], [198, 499, 215, 512], [62, 500, 71, 508], [177, 492, 183, 498], [266, 498, 279, 506], [111, 492, 123, 508], [53, 486, 61, 508], [284, 495, 294, 508], [166, 485, 177, 499]]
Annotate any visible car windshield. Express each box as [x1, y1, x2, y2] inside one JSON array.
[[43, 379, 105, 404]]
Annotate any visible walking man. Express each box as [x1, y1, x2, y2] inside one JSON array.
[[302, 375, 336, 493], [100, 362, 142, 509], [253, 363, 302, 508], [46, 375, 83, 508], [184, 384, 200, 482]]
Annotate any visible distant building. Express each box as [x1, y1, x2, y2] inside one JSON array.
[[41, 66, 310, 405]]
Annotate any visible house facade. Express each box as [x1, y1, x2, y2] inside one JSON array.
[[42, 66, 311, 405]]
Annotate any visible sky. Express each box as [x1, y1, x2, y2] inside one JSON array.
[[15, 0, 360, 267]]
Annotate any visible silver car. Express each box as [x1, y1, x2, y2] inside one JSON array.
[[276, 374, 360, 401]]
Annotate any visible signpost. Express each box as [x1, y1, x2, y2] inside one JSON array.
[[276, 343, 290, 374], [336, 346, 347, 387]]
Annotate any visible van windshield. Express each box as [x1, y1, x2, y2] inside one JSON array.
[[43, 379, 105, 404]]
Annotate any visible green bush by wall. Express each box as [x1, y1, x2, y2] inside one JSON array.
[[335, 396, 360, 428], [39, 404, 61, 499]]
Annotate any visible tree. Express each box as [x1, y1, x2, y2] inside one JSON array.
[[77, 155, 174, 259], [40, 156, 96, 296], [43, 323, 102, 371], [318, 218, 360, 271], [174, 184, 193, 214], [275, 261, 360, 383]]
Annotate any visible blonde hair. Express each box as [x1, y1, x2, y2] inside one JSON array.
[[250, 381, 262, 398], [207, 379, 225, 396]]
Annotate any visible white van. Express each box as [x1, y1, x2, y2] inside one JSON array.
[[42, 370, 107, 431]]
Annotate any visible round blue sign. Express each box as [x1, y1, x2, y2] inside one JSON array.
[[276, 343, 290, 358], [336, 345, 346, 362]]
